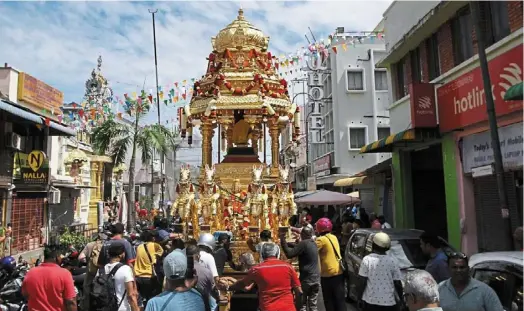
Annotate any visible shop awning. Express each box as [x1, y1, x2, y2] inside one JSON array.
[[46, 119, 76, 136], [504, 82, 523, 101], [360, 128, 440, 154], [333, 176, 368, 187], [347, 191, 359, 197], [0, 99, 42, 124]]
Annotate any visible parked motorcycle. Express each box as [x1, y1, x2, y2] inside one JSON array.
[[60, 246, 87, 311], [0, 260, 30, 311]]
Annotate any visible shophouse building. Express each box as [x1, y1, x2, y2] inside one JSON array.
[[295, 24, 393, 215], [0, 64, 76, 257], [361, 0, 523, 253]]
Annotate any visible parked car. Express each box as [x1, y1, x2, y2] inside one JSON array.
[[469, 251, 523, 311], [344, 228, 454, 303]]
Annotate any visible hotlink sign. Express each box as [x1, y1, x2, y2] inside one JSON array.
[[305, 55, 329, 144]]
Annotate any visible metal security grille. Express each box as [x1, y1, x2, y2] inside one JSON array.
[[11, 198, 44, 254], [473, 172, 520, 252]]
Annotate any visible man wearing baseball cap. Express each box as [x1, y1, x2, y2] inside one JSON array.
[[357, 232, 404, 311], [145, 250, 213, 311]]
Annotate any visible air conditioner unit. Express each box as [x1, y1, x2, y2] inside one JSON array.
[[49, 190, 61, 204], [5, 132, 22, 151]]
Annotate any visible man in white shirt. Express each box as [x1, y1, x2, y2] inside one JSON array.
[[357, 232, 404, 311], [247, 230, 281, 262], [197, 233, 219, 282], [103, 243, 140, 311]]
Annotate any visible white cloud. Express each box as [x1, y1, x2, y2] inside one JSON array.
[[0, 0, 391, 166]]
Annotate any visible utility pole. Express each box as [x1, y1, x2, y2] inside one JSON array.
[[149, 8, 165, 212], [470, 2, 513, 245]]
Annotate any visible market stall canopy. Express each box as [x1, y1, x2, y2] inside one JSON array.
[[504, 82, 523, 101], [333, 176, 368, 187], [295, 190, 360, 205]]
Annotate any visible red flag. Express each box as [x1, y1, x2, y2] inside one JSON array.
[[332, 46, 338, 54], [78, 109, 84, 118], [182, 93, 187, 100], [148, 95, 153, 103], [44, 118, 50, 126], [175, 82, 178, 88]]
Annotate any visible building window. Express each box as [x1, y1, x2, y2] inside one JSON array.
[[394, 58, 408, 100], [377, 127, 391, 140], [410, 48, 422, 83], [134, 185, 140, 202], [346, 69, 365, 92], [348, 127, 367, 150], [451, 7, 474, 65], [480, 1, 510, 47], [426, 33, 440, 81], [374, 70, 388, 91]]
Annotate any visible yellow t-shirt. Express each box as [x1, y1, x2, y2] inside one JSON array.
[[133, 242, 163, 278], [315, 233, 343, 277]]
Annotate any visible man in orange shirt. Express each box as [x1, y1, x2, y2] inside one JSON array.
[[22, 245, 77, 311]]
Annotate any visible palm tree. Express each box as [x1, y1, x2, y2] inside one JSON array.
[[91, 95, 177, 230]]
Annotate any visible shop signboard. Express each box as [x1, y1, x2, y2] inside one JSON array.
[[305, 55, 330, 144], [307, 176, 316, 191], [437, 44, 523, 133], [17, 72, 64, 115], [14, 150, 50, 184], [409, 82, 437, 128], [314, 154, 331, 177], [461, 122, 523, 173]]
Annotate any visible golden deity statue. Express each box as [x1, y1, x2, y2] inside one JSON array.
[[198, 165, 222, 232], [173, 165, 199, 238], [245, 165, 270, 231], [231, 119, 252, 146]]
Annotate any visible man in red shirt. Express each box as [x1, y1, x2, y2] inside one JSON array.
[[22, 245, 77, 311], [223, 243, 302, 311]]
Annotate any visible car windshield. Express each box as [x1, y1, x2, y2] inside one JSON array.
[[386, 239, 427, 269]]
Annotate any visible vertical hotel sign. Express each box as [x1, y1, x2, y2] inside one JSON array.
[[305, 55, 329, 144], [17, 73, 64, 116]]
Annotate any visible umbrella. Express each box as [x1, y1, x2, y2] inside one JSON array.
[[347, 191, 359, 198], [295, 190, 360, 205]]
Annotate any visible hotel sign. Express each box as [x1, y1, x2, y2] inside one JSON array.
[[305, 55, 329, 144], [17, 72, 64, 114]]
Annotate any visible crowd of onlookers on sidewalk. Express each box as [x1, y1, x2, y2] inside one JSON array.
[[16, 210, 522, 311]]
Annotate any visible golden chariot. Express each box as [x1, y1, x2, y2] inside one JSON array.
[[171, 10, 301, 309]]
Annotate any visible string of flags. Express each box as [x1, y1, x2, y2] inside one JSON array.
[[276, 31, 386, 76], [59, 29, 384, 132]]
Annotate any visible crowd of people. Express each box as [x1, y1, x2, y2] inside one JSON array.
[[16, 209, 516, 311]]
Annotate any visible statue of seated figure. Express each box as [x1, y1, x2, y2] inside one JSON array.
[[231, 119, 252, 147]]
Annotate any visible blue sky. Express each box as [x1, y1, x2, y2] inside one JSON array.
[[0, 0, 391, 165]]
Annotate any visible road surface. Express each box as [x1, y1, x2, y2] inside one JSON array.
[[316, 288, 358, 311]]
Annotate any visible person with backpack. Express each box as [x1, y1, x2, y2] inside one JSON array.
[[22, 244, 77, 311], [146, 249, 212, 311], [97, 223, 135, 267], [91, 243, 139, 311], [133, 230, 163, 306], [79, 232, 107, 311]]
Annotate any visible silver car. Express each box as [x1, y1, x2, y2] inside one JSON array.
[[469, 251, 523, 311]]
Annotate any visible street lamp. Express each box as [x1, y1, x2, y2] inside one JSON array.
[[148, 8, 166, 212]]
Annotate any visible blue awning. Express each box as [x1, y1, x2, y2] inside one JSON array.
[[0, 99, 42, 124], [46, 119, 76, 136]]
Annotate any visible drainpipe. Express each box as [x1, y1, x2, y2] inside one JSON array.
[[369, 49, 380, 165]]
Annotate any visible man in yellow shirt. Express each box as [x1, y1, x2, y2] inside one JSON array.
[[315, 217, 345, 311], [133, 230, 163, 307]]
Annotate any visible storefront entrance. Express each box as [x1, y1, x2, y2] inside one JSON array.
[[410, 144, 448, 240]]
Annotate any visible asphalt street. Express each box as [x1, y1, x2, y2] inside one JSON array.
[[316, 288, 358, 311]]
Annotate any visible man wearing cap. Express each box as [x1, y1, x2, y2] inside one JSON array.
[[213, 233, 238, 276], [146, 249, 213, 311], [222, 243, 302, 311], [97, 223, 136, 267], [358, 232, 404, 311]]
